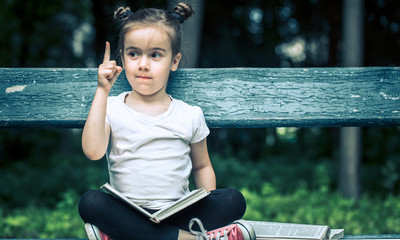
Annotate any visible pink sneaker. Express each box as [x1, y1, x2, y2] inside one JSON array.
[[189, 218, 256, 240], [84, 223, 111, 240]]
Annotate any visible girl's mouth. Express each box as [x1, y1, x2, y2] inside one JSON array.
[[137, 76, 151, 80]]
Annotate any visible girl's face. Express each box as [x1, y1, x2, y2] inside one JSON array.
[[121, 26, 181, 97]]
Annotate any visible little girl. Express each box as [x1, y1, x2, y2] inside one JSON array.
[[78, 3, 255, 240]]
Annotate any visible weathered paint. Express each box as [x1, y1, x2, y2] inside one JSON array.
[[5, 85, 27, 93], [380, 92, 400, 100], [0, 67, 399, 128]]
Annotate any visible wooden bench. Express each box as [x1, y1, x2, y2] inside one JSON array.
[[1, 67, 400, 239]]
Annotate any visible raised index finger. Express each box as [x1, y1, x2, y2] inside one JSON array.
[[103, 41, 111, 63]]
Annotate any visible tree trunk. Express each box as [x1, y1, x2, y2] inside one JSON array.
[[339, 0, 364, 199], [339, 127, 362, 198], [166, 0, 205, 68], [92, 0, 115, 63]]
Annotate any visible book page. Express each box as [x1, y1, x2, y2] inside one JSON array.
[[152, 188, 209, 222], [100, 183, 153, 219], [248, 220, 328, 240], [101, 183, 209, 224]]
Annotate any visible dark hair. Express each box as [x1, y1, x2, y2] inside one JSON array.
[[114, 3, 194, 63]]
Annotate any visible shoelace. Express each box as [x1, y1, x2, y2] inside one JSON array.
[[189, 218, 228, 240]]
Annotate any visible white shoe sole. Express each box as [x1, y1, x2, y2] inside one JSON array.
[[235, 220, 256, 240], [85, 223, 101, 240]]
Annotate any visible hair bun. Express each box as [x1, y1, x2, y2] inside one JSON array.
[[114, 6, 132, 22], [172, 3, 194, 23]]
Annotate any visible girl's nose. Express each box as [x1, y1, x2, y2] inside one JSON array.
[[138, 57, 150, 71]]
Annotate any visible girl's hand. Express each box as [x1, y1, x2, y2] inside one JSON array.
[[98, 42, 123, 93]]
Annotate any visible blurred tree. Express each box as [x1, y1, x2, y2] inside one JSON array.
[[339, 0, 364, 199], [167, 0, 205, 68], [199, 0, 343, 68], [0, 0, 95, 67], [92, 0, 116, 63], [364, 0, 400, 66]]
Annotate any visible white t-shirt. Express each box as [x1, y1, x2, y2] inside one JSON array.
[[105, 92, 210, 210]]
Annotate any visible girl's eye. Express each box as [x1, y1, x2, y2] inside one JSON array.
[[151, 52, 162, 59], [128, 52, 139, 58]]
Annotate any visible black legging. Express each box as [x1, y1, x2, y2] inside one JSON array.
[[78, 188, 246, 240]]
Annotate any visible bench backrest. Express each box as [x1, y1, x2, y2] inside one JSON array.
[[1, 67, 399, 128]]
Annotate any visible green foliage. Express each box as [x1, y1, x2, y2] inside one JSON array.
[[242, 183, 400, 235], [0, 190, 85, 238], [211, 152, 337, 194], [0, 129, 108, 208]]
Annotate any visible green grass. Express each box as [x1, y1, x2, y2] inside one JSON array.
[[242, 183, 400, 235], [1, 191, 85, 238]]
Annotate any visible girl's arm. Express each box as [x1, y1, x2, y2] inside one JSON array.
[[82, 42, 122, 160], [190, 138, 216, 191], [82, 88, 111, 160]]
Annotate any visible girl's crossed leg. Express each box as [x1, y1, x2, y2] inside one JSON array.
[[78, 188, 246, 240]]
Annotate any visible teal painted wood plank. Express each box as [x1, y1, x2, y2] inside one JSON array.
[[0, 67, 399, 128]]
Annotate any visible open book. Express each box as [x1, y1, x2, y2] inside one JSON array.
[[100, 183, 209, 223], [247, 220, 344, 240]]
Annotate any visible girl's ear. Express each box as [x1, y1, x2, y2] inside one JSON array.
[[170, 52, 182, 72]]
